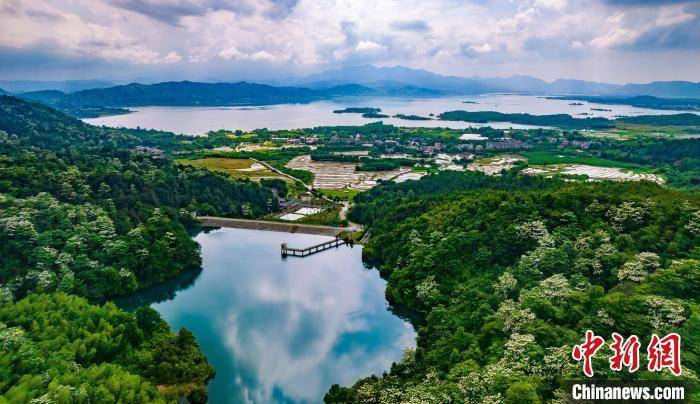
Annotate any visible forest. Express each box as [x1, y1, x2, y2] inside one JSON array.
[[0, 96, 277, 401], [0, 293, 214, 402], [327, 171, 700, 403], [439, 110, 700, 129], [439, 110, 614, 129]]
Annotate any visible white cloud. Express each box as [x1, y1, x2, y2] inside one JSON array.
[[161, 51, 183, 63], [535, 0, 568, 11], [249, 50, 277, 61], [218, 46, 244, 60], [0, 0, 698, 81], [355, 40, 384, 52]]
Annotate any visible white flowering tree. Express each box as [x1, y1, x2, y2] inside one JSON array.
[[617, 252, 661, 282], [606, 201, 649, 232], [645, 295, 686, 331]]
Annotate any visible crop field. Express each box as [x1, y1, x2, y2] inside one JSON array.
[[285, 155, 409, 190], [176, 157, 286, 180], [522, 164, 664, 183], [590, 123, 700, 139], [467, 155, 524, 175], [520, 151, 641, 169]]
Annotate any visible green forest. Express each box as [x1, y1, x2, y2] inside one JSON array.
[[326, 171, 700, 402], [0, 95, 279, 401], [0, 293, 213, 402]]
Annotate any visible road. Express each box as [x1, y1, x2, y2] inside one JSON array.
[[198, 216, 360, 236]]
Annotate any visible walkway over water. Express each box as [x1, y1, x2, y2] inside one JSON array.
[[281, 237, 346, 257], [197, 216, 347, 237]]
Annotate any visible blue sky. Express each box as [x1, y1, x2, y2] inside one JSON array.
[[0, 0, 699, 83]]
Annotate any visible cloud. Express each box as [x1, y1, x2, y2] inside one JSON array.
[[0, 0, 699, 82], [601, 0, 700, 6], [161, 51, 183, 63], [108, 0, 256, 25], [589, 4, 700, 50], [355, 40, 384, 52], [390, 19, 430, 32]]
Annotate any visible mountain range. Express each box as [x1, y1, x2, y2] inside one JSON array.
[[284, 65, 700, 98], [4, 65, 700, 117], [0, 80, 116, 93]]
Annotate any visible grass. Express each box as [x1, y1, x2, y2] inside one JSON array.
[[319, 188, 361, 201], [520, 151, 641, 169], [297, 206, 342, 226], [589, 123, 700, 140], [175, 157, 285, 180]]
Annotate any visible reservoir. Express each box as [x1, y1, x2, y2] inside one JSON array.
[[83, 94, 692, 136], [119, 228, 415, 404]]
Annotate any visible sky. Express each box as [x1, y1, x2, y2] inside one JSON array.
[[1, 0, 699, 84]]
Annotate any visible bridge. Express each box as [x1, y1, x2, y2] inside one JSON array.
[[281, 237, 347, 258]]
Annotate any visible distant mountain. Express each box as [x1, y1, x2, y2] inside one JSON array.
[[617, 81, 700, 98], [63, 81, 326, 107], [293, 64, 700, 98], [14, 81, 383, 116], [297, 64, 438, 85], [0, 88, 7, 95], [0, 80, 116, 93], [292, 65, 497, 94], [12, 66, 700, 117], [546, 79, 621, 95], [549, 95, 700, 111], [18, 90, 67, 105]]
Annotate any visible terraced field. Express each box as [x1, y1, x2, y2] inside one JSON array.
[[522, 164, 664, 183], [285, 155, 409, 190]]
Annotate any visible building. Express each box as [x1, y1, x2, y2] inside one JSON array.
[[486, 139, 532, 150], [571, 140, 592, 149], [134, 146, 164, 156]]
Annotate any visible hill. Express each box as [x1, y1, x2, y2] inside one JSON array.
[[0, 95, 274, 300], [0, 96, 286, 401], [14, 81, 382, 116], [326, 171, 700, 402], [66, 81, 324, 107]]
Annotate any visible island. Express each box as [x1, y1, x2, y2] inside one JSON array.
[[332, 107, 382, 114], [393, 113, 431, 120]]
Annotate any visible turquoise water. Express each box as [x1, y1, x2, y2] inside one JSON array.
[[119, 228, 415, 403]]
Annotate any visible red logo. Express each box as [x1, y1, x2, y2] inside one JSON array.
[[572, 331, 682, 376], [609, 333, 641, 372], [647, 333, 682, 376], [572, 330, 605, 377]]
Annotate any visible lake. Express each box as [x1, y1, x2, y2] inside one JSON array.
[[118, 228, 415, 404], [83, 94, 689, 136]]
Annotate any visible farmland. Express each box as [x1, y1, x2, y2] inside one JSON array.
[[175, 157, 286, 181]]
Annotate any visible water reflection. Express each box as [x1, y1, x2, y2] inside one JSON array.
[[121, 228, 415, 404]]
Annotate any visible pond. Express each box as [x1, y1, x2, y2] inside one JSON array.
[[118, 228, 415, 404]]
